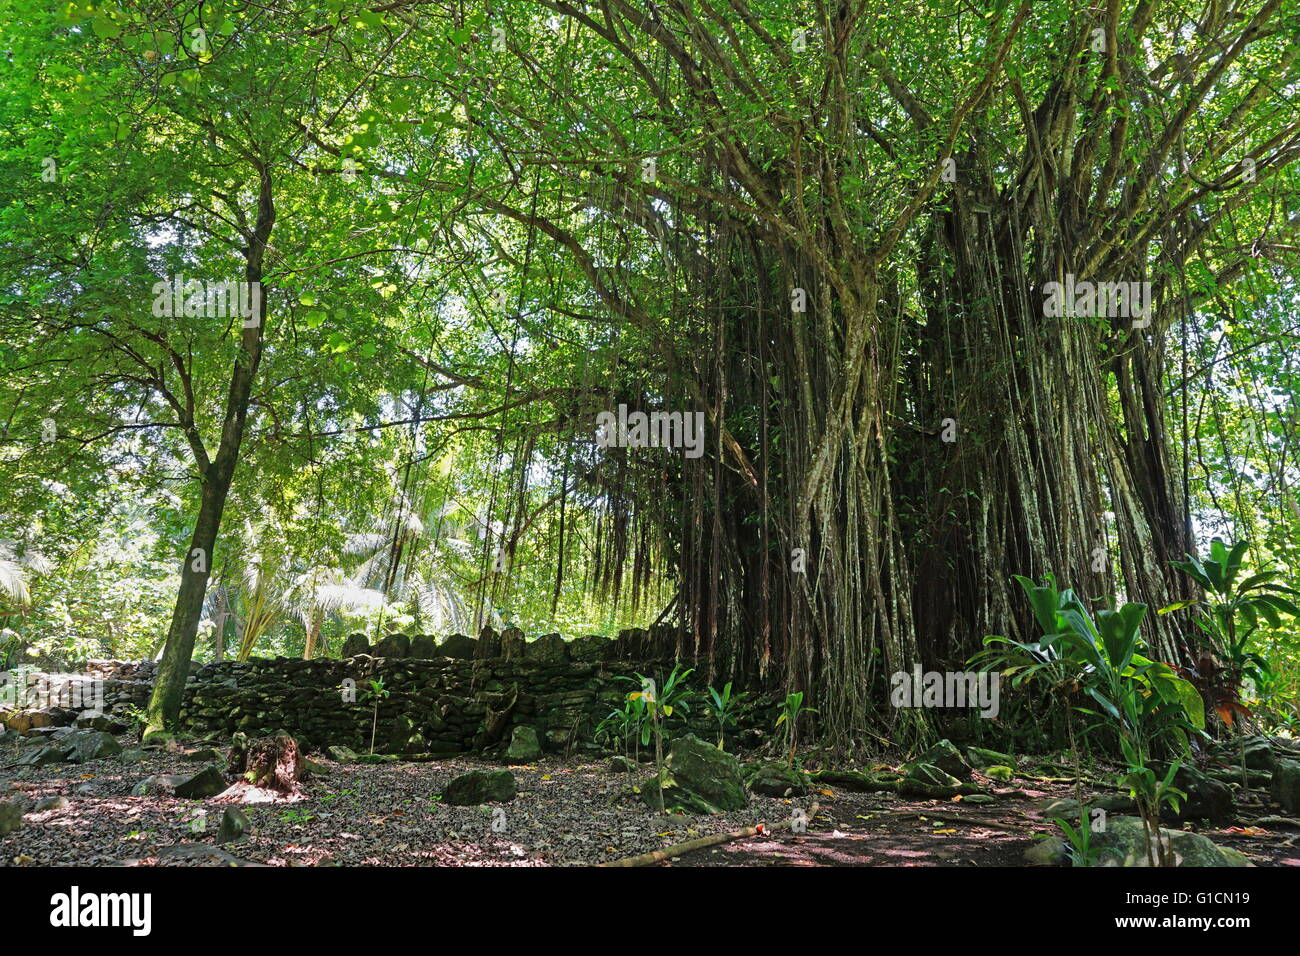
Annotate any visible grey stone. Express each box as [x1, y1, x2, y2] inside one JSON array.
[[906, 739, 971, 780], [438, 634, 476, 659], [327, 744, 357, 764], [1088, 816, 1252, 867], [173, 766, 227, 799], [1271, 758, 1300, 813], [56, 730, 123, 764], [476, 627, 501, 659], [442, 769, 517, 805], [15, 745, 64, 766], [966, 746, 1016, 770], [569, 635, 613, 662], [217, 807, 250, 844], [641, 735, 748, 813], [500, 627, 526, 661], [897, 762, 966, 798], [409, 635, 438, 659], [1165, 764, 1233, 822], [525, 632, 569, 665], [372, 633, 410, 659], [505, 725, 542, 763], [0, 801, 23, 836], [747, 761, 810, 797], [1025, 835, 1067, 866], [341, 633, 370, 658]]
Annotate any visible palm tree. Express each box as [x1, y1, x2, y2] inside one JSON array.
[[291, 567, 386, 659], [0, 538, 52, 607]]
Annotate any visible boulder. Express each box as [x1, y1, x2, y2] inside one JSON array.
[[905, 739, 971, 780], [1088, 816, 1252, 867], [409, 635, 438, 659], [966, 746, 1016, 770], [809, 770, 895, 792], [500, 627, 526, 661], [569, 635, 613, 662], [34, 796, 70, 812], [897, 762, 968, 798], [442, 769, 517, 805], [746, 761, 809, 797], [1243, 736, 1278, 772], [183, 747, 223, 763], [1025, 835, 1067, 866], [327, 744, 358, 764], [640, 735, 748, 813], [132, 774, 189, 797], [607, 755, 637, 773], [141, 729, 179, 748], [525, 632, 569, 665], [476, 626, 501, 659], [75, 711, 128, 733], [341, 633, 370, 658], [1167, 764, 1233, 822], [505, 725, 542, 763], [173, 766, 228, 799], [15, 744, 64, 766], [217, 807, 250, 844], [372, 633, 410, 659], [1271, 758, 1300, 813], [0, 801, 24, 837], [438, 634, 476, 659], [385, 715, 417, 755]]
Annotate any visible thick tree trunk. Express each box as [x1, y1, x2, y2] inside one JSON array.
[[145, 166, 275, 736]]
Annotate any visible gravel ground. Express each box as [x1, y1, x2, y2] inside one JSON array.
[[6, 733, 1295, 867], [0, 734, 818, 866]]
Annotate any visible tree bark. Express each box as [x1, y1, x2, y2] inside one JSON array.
[[145, 165, 275, 736]]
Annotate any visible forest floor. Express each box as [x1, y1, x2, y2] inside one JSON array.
[[3, 733, 1298, 867]]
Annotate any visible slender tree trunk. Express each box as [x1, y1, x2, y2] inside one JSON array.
[[303, 607, 323, 660], [145, 166, 275, 736]]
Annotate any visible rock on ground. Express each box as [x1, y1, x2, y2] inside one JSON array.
[[640, 735, 748, 813], [441, 769, 517, 805]]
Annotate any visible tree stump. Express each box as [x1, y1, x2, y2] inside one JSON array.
[[229, 732, 302, 793]]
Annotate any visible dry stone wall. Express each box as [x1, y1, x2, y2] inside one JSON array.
[[19, 627, 774, 756]]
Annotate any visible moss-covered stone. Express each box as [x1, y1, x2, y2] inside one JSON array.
[[640, 735, 748, 813], [1271, 758, 1300, 813], [966, 746, 1016, 770], [1088, 816, 1252, 867], [898, 761, 963, 798], [505, 724, 542, 763], [442, 769, 517, 805], [745, 761, 810, 797], [905, 739, 971, 780], [809, 769, 896, 792]]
